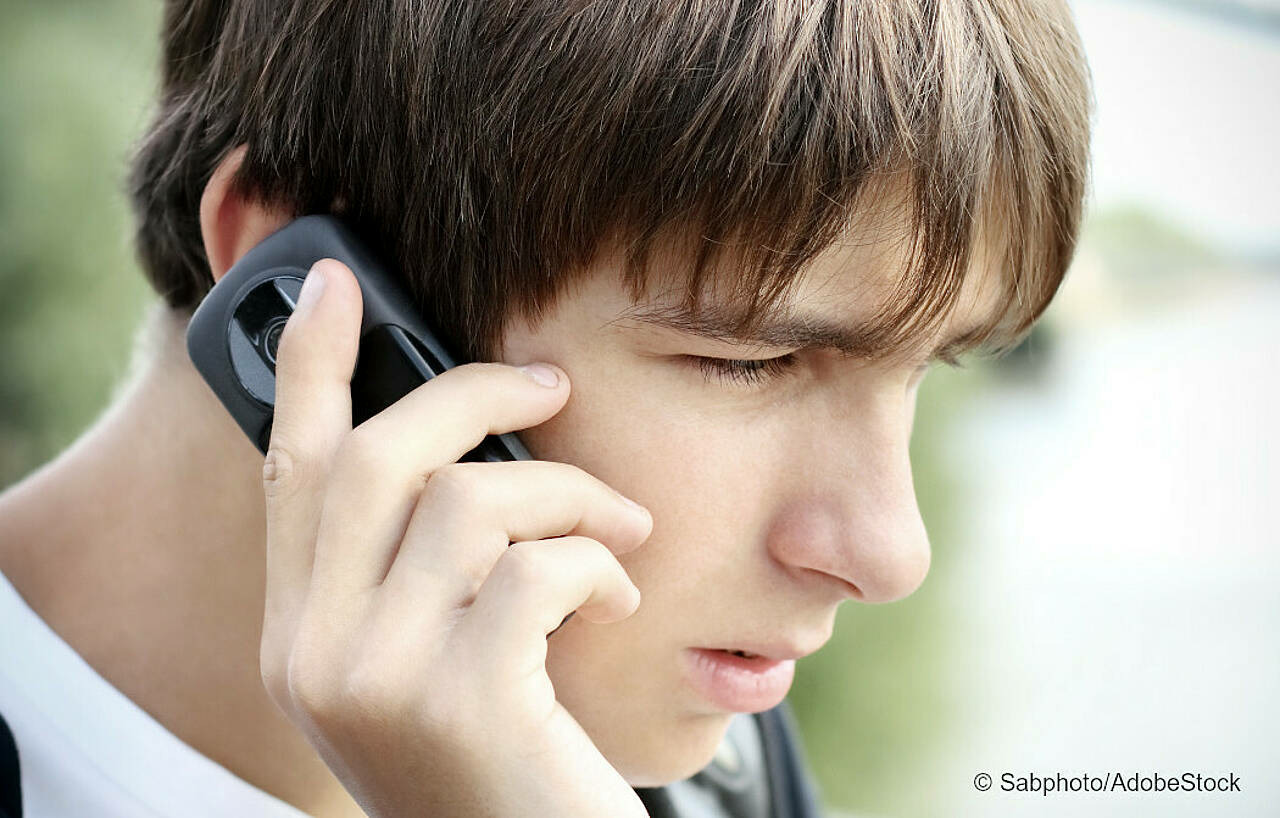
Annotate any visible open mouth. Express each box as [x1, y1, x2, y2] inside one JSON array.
[[724, 649, 761, 659]]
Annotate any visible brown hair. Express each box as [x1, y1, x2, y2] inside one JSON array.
[[128, 0, 1092, 363]]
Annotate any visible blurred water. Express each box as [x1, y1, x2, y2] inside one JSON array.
[[934, 274, 1280, 816]]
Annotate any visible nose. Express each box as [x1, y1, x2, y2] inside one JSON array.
[[764, 388, 933, 604]]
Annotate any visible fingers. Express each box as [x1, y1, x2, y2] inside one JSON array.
[[309, 361, 575, 597], [453, 536, 641, 678], [378, 459, 653, 610], [262, 258, 363, 632]]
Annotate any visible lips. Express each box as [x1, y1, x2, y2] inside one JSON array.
[[682, 648, 797, 712], [704, 642, 821, 662], [707, 648, 782, 670]]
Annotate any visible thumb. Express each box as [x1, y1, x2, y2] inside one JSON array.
[[261, 257, 363, 632]]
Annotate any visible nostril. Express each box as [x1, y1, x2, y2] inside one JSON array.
[[818, 570, 861, 602], [838, 577, 862, 601]]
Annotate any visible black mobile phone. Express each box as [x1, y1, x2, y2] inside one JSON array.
[[186, 215, 532, 462]]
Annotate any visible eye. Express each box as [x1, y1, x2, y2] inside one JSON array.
[[689, 353, 800, 387]]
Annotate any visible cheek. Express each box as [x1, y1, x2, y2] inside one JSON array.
[[586, 411, 781, 604], [518, 352, 791, 604], [533, 370, 800, 776], [622, 431, 760, 583]]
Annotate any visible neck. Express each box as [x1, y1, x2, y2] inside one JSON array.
[[0, 302, 364, 817], [2, 303, 269, 616]]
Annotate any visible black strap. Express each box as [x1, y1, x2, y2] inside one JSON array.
[[0, 710, 21, 818], [755, 702, 823, 818], [633, 702, 824, 817]]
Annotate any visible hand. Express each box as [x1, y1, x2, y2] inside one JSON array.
[[257, 258, 654, 817]]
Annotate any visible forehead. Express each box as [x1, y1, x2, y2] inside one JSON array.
[[786, 200, 1005, 349], [611, 181, 1009, 362]]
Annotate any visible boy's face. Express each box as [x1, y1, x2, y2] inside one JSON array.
[[499, 201, 1004, 785]]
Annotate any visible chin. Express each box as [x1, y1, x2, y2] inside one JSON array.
[[607, 711, 735, 788]]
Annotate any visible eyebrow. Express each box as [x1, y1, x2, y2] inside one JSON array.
[[616, 304, 990, 364]]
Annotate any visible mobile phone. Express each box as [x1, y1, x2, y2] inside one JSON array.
[[185, 214, 532, 462], [186, 217, 572, 633]]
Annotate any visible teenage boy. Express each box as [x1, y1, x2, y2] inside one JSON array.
[[0, 0, 1092, 816]]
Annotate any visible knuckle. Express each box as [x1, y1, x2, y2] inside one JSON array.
[[497, 541, 552, 587], [420, 462, 485, 511], [262, 444, 305, 499], [450, 360, 504, 380], [285, 643, 339, 717], [533, 459, 585, 482], [439, 360, 509, 403], [573, 534, 615, 566], [564, 536, 619, 580], [259, 649, 289, 706], [527, 460, 614, 500], [441, 361, 523, 400], [429, 361, 495, 393]]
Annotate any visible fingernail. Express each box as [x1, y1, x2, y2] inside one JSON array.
[[296, 265, 327, 313], [518, 363, 560, 388]]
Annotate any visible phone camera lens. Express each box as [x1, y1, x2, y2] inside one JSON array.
[[262, 317, 288, 365]]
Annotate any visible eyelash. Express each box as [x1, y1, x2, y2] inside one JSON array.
[[691, 354, 942, 388], [691, 354, 800, 387]]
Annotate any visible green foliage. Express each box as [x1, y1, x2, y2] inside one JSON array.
[[1080, 202, 1220, 280], [0, 1, 160, 484]]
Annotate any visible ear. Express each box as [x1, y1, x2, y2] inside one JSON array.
[[199, 145, 293, 283]]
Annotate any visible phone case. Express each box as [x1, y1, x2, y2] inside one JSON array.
[[185, 215, 533, 462]]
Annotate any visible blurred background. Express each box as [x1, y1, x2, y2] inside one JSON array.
[[1, 1, 1275, 816]]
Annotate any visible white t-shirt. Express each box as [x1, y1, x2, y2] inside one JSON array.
[[0, 568, 309, 817]]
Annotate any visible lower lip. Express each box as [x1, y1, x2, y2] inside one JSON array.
[[681, 648, 796, 713]]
